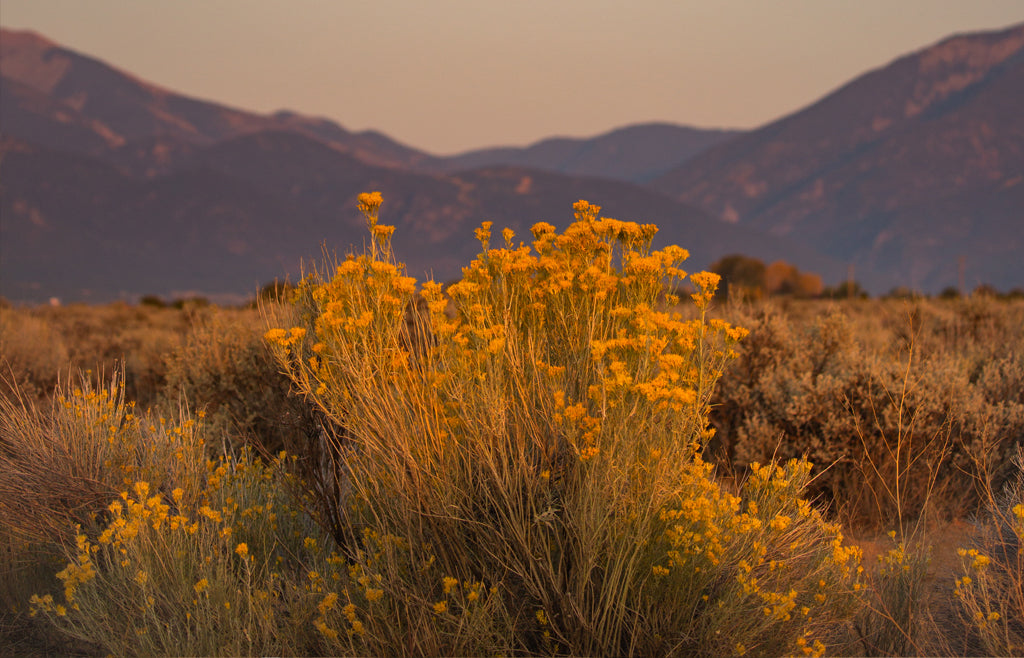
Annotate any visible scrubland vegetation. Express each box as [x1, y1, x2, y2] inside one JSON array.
[[1, 195, 1022, 656]]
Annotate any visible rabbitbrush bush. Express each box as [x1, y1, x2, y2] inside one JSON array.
[[20, 375, 341, 655], [264, 193, 865, 656], [951, 447, 1024, 656]]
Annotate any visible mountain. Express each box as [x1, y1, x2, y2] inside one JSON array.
[[12, 24, 1021, 303], [0, 129, 841, 304], [431, 123, 741, 183], [0, 27, 841, 305], [0, 29, 431, 170], [652, 23, 1024, 293]]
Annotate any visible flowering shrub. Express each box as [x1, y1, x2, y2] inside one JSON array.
[[29, 447, 339, 656], [0, 373, 205, 546], [953, 448, 1024, 656], [265, 193, 864, 655]]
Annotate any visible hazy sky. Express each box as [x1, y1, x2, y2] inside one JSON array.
[[2, 1, 1022, 154]]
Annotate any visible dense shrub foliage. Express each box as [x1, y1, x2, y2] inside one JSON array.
[[710, 300, 1024, 528]]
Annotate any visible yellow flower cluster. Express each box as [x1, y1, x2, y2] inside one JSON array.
[[289, 197, 679, 451], [645, 456, 861, 655], [957, 547, 992, 571], [357, 191, 383, 216], [54, 531, 97, 604]]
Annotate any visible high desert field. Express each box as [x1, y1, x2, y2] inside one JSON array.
[[1, 197, 1022, 657]]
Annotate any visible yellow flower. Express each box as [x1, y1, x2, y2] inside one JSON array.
[[315, 619, 338, 640], [264, 327, 287, 345], [372, 223, 396, 241], [689, 271, 721, 304], [194, 578, 209, 594], [531, 222, 555, 238], [318, 592, 338, 614], [433, 601, 447, 614], [235, 543, 249, 559], [475, 221, 493, 248], [442, 576, 459, 594], [573, 199, 600, 222], [357, 191, 383, 215]]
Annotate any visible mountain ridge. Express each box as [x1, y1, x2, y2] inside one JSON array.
[[1, 129, 843, 304], [651, 22, 1024, 293], [430, 123, 741, 183], [2, 24, 1022, 302]]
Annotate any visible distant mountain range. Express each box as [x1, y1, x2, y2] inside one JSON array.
[[1, 24, 1021, 303], [428, 124, 741, 183]]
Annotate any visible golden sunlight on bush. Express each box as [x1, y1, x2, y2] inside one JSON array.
[[260, 193, 863, 656]]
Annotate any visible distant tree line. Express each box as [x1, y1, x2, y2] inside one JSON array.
[[709, 254, 827, 301], [708, 254, 1024, 301]]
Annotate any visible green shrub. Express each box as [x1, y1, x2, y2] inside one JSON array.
[[29, 441, 336, 655]]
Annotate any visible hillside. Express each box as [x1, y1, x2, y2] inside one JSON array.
[[431, 123, 741, 183], [652, 23, 1024, 293], [7, 25, 1022, 302], [0, 130, 841, 304], [0, 28, 840, 305], [0, 28, 430, 169]]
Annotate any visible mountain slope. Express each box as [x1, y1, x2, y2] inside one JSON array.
[[433, 123, 741, 183], [0, 130, 844, 304], [652, 23, 1024, 293], [0, 28, 431, 169]]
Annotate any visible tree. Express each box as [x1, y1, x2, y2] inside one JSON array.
[[710, 254, 766, 301]]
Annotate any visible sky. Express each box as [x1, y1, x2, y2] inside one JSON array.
[[2, 1, 1023, 155]]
